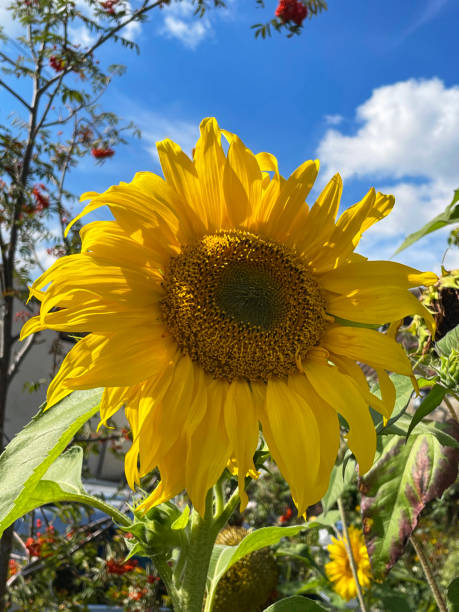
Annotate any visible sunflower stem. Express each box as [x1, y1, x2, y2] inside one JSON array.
[[155, 556, 182, 612], [410, 533, 448, 612], [178, 489, 219, 612], [337, 497, 368, 612]]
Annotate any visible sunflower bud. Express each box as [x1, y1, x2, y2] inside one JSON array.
[[439, 349, 459, 390]]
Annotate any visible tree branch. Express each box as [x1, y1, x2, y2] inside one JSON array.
[[0, 79, 32, 111], [7, 334, 36, 381], [41, 0, 163, 92]]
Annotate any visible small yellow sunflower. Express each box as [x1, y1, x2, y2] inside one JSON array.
[[21, 118, 436, 516], [325, 526, 372, 601]]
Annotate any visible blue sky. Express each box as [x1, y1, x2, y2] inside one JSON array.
[[1, 0, 459, 272]]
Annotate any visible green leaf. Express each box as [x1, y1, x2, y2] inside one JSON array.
[[382, 414, 459, 448], [436, 324, 459, 356], [447, 577, 459, 612], [394, 188, 459, 254], [379, 596, 410, 612], [263, 596, 327, 611], [321, 462, 356, 514], [406, 384, 447, 439], [0, 389, 103, 537], [375, 374, 414, 431], [171, 504, 190, 530], [359, 420, 459, 579], [4, 445, 128, 526], [206, 523, 327, 609]]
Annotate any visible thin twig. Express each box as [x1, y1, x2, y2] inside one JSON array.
[[443, 395, 458, 421], [410, 534, 448, 612], [0, 79, 32, 110], [337, 497, 368, 612], [7, 334, 36, 380]]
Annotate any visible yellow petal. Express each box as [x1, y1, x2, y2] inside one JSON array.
[[260, 379, 321, 515], [319, 261, 438, 293], [156, 138, 208, 233], [224, 132, 262, 221], [327, 287, 435, 331], [263, 160, 319, 242], [63, 329, 175, 389], [186, 380, 231, 516], [329, 353, 389, 417], [136, 435, 187, 512], [32, 302, 156, 334], [20, 315, 43, 340], [304, 360, 376, 474], [194, 118, 226, 230], [46, 334, 103, 409], [310, 187, 376, 272], [80, 220, 168, 268], [98, 386, 130, 428], [298, 173, 342, 257], [321, 326, 413, 376], [224, 381, 259, 511], [375, 368, 397, 419], [288, 374, 341, 502], [140, 355, 198, 463]]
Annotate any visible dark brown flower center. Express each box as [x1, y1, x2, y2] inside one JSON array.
[[161, 230, 327, 382]]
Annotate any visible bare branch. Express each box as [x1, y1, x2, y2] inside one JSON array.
[[0, 78, 32, 111], [34, 71, 66, 133], [42, 0, 163, 92], [40, 86, 106, 130], [0, 51, 20, 69], [7, 333, 36, 381]]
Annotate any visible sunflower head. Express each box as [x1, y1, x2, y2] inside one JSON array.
[[22, 117, 437, 517], [213, 526, 278, 612], [325, 526, 372, 601]]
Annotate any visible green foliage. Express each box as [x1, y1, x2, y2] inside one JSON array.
[[320, 462, 356, 515], [394, 187, 459, 254], [448, 577, 459, 612], [206, 521, 334, 610], [7, 506, 161, 611], [406, 384, 448, 439], [360, 420, 459, 579], [0, 389, 103, 537], [264, 595, 327, 611]]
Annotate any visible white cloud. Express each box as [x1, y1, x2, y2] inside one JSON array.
[[71, 2, 141, 47], [318, 78, 459, 184], [324, 114, 343, 126], [133, 110, 200, 162], [403, 0, 449, 38], [159, 1, 212, 49], [0, 0, 22, 36], [69, 24, 97, 48], [316, 78, 459, 270]]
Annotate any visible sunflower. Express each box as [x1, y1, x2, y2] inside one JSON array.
[[325, 526, 372, 600], [21, 118, 436, 516]]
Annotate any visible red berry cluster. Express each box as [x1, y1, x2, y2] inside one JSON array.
[[279, 507, 293, 524], [8, 559, 18, 577], [129, 587, 148, 601], [275, 0, 308, 26], [15, 310, 31, 323], [147, 575, 160, 584], [106, 558, 139, 575], [32, 183, 50, 212], [49, 55, 65, 72], [46, 245, 66, 258], [25, 525, 55, 558], [91, 146, 115, 159], [100, 0, 120, 15]]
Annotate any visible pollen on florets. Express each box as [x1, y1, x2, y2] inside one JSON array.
[[161, 230, 327, 382]]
